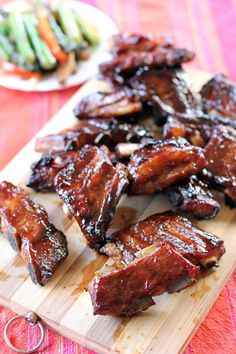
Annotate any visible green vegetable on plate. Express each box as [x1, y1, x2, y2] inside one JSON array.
[[23, 13, 57, 71], [0, 32, 14, 59], [0, 43, 9, 61], [0, 0, 101, 81], [57, 1, 83, 44], [47, 9, 76, 53], [9, 11, 36, 65], [75, 14, 100, 47]]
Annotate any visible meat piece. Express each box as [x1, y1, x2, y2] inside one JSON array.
[[204, 125, 236, 206], [200, 74, 236, 120], [88, 243, 199, 316], [35, 120, 108, 153], [163, 113, 211, 147], [128, 138, 206, 195], [168, 176, 220, 219], [163, 112, 236, 147], [35, 118, 154, 154], [0, 181, 68, 285], [130, 68, 201, 122], [73, 89, 142, 120], [102, 211, 225, 268], [165, 117, 236, 206], [99, 47, 195, 84], [27, 151, 80, 192], [110, 33, 174, 55], [55, 146, 129, 248]]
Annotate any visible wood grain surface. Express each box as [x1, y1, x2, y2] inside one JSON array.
[[0, 70, 235, 354]]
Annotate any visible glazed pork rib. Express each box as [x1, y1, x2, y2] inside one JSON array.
[[35, 118, 154, 154], [204, 125, 236, 206], [0, 181, 68, 285], [88, 243, 200, 316], [163, 112, 236, 147], [73, 89, 142, 120], [110, 33, 174, 55], [99, 46, 195, 85], [35, 119, 111, 153], [200, 74, 236, 120], [102, 211, 225, 268], [130, 68, 201, 121], [55, 145, 129, 249], [168, 176, 220, 219], [27, 151, 80, 192], [128, 138, 206, 195]]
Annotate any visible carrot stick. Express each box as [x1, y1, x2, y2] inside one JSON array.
[[36, 5, 68, 62], [0, 59, 41, 79]]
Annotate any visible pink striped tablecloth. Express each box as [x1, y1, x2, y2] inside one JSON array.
[[0, 1, 235, 353]]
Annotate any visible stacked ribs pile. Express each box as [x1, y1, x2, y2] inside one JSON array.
[[2, 33, 236, 316]]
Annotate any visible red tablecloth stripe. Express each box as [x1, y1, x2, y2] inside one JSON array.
[[0, 1, 235, 353]]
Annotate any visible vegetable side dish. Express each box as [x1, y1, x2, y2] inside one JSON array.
[[0, 0, 100, 83]]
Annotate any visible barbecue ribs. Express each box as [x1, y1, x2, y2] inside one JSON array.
[[204, 125, 236, 206], [163, 112, 236, 147], [200, 74, 236, 120], [168, 176, 220, 219], [110, 33, 174, 55], [73, 89, 142, 120], [27, 151, 80, 192], [102, 211, 225, 268], [130, 68, 201, 121], [55, 145, 129, 248], [99, 46, 195, 85], [0, 181, 68, 285], [35, 119, 112, 153], [128, 138, 206, 195], [88, 243, 199, 316]]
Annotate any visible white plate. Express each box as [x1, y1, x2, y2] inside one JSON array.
[[0, 0, 118, 92]]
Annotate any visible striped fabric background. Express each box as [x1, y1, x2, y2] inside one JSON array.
[[0, 1, 235, 353]]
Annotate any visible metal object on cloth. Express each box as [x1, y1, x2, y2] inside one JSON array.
[[4, 312, 45, 353]]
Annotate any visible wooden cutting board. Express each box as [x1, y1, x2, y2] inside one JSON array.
[[0, 70, 236, 354]]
